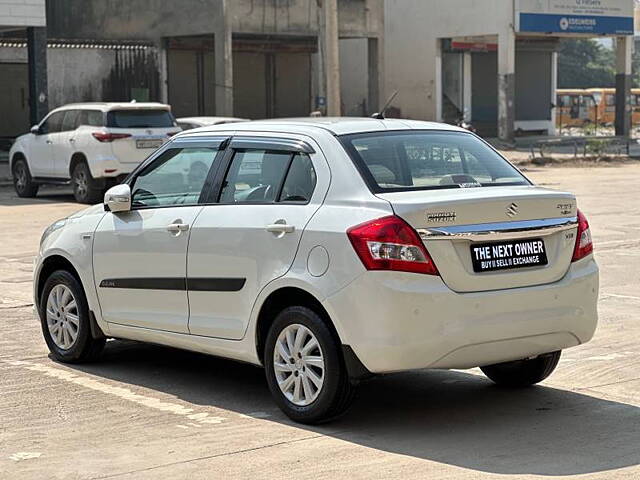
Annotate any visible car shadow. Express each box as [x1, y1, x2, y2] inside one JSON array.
[[0, 186, 76, 206], [66, 340, 640, 477]]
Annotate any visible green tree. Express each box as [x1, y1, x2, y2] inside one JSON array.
[[558, 39, 615, 88]]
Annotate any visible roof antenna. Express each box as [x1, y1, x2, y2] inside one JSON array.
[[371, 90, 398, 119]]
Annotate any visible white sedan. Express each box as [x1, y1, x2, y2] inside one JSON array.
[[33, 118, 598, 423]]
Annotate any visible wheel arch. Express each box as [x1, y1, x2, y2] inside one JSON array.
[[69, 152, 88, 178], [255, 286, 342, 364], [10, 150, 27, 172], [36, 254, 82, 309]]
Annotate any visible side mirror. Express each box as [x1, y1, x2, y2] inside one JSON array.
[[104, 184, 131, 213], [30, 125, 41, 135]]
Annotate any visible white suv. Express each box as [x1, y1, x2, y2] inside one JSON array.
[[10, 102, 180, 203], [34, 118, 599, 423]]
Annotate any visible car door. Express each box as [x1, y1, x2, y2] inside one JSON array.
[[92, 136, 227, 333], [28, 111, 64, 177], [187, 136, 330, 340], [52, 109, 80, 178]]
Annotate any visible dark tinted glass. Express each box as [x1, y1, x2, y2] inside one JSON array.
[[279, 153, 316, 203], [78, 110, 104, 127], [342, 131, 529, 192], [41, 112, 65, 134], [61, 110, 81, 131], [107, 110, 175, 128]]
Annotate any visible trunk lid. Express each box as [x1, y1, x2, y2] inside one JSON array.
[[377, 185, 579, 292]]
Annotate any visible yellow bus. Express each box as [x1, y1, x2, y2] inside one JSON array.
[[556, 89, 596, 127]]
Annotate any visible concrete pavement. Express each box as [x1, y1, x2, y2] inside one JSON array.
[[0, 166, 639, 479]]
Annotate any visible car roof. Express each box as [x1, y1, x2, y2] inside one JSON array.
[[50, 102, 171, 113], [178, 117, 466, 137], [177, 116, 248, 124]]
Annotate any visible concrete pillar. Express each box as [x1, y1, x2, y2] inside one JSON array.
[[463, 51, 472, 122], [498, 30, 516, 142], [367, 37, 382, 114], [615, 36, 632, 137], [215, 0, 233, 116], [26, 27, 48, 126], [158, 40, 169, 104], [435, 39, 442, 122], [550, 51, 558, 136], [323, 0, 341, 116]]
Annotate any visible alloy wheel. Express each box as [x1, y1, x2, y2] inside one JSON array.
[[273, 323, 325, 406], [46, 284, 80, 350]]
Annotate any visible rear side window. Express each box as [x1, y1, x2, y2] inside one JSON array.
[[107, 110, 175, 128], [220, 150, 291, 204], [78, 110, 104, 127], [279, 154, 316, 203], [341, 131, 529, 192]]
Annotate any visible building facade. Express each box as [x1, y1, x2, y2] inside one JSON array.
[[0, 0, 47, 142], [384, 0, 635, 140]]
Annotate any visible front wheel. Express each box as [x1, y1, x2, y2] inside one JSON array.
[[72, 162, 103, 204], [12, 158, 39, 198], [39, 270, 105, 363], [481, 351, 561, 387], [264, 306, 355, 424]]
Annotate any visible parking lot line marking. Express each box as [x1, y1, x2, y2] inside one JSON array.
[[4, 360, 227, 426], [601, 293, 640, 301]]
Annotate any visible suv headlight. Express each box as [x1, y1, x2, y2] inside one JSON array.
[[40, 218, 67, 248]]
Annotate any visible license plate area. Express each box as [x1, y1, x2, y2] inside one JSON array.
[[470, 238, 548, 273], [136, 139, 163, 149]]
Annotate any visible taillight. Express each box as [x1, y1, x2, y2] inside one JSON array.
[[92, 132, 132, 142], [572, 209, 593, 262], [347, 216, 439, 275]]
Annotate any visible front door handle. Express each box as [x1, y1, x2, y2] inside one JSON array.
[[167, 223, 189, 233], [266, 222, 295, 234], [69, 138, 75, 143]]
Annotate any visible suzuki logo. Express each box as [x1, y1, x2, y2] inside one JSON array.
[[506, 203, 519, 218]]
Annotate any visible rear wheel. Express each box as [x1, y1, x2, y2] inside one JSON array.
[[72, 162, 103, 204], [481, 351, 561, 387], [264, 306, 355, 424], [12, 158, 39, 198], [39, 270, 105, 363]]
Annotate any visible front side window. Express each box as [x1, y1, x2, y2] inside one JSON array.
[[40, 111, 66, 134], [107, 109, 175, 128], [61, 110, 81, 132], [341, 131, 529, 192], [131, 147, 219, 207]]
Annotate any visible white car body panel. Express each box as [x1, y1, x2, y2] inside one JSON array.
[[33, 118, 599, 376]]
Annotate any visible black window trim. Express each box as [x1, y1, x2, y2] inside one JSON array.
[[338, 129, 532, 194]]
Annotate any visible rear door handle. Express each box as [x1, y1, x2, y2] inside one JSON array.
[[266, 223, 295, 234], [69, 138, 75, 143], [167, 223, 189, 233]]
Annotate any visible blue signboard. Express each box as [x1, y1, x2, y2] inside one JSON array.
[[519, 12, 634, 34]]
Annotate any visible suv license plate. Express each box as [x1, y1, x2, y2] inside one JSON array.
[[470, 238, 548, 273], [136, 139, 163, 149]]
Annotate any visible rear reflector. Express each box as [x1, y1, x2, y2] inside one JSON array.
[[347, 216, 439, 275], [92, 132, 132, 142], [572, 209, 593, 262]]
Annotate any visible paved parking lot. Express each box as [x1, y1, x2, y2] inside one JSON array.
[[1, 165, 639, 479]]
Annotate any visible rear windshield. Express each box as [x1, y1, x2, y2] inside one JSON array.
[[107, 110, 175, 128], [340, 131, 529, 192]]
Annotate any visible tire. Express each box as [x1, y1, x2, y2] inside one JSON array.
[[71, 162, 103, 204], [39, 270, 105, 363], [12, 158, 39, 198], [481, 351, 561, 387], [264, 306, 355, 424]]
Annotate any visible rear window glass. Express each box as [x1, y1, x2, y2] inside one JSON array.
[[107, 110, 175, 128], [341, 131, 529, 192]]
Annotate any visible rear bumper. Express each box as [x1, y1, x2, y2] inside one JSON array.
[[323, 257, 598, 373], [88, 155, 138, 179]]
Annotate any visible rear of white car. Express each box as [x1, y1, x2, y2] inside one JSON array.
[[87, 106, 180, 180], [324, 130, 598, 374]]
